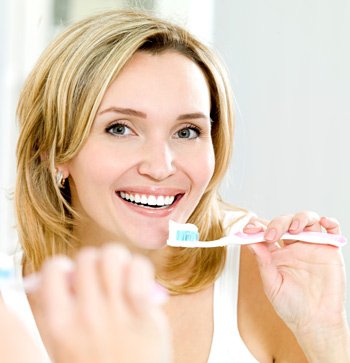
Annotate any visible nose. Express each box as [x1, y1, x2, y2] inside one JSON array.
[[137, 140, 176, 181]]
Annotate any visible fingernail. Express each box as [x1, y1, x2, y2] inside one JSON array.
[[245, 223, 257, 229], [151, 282, 169, 305], [289, 220, 299, 231], [49, 256, 75, 271], [265, 228, 276, 241], [23, 273, 41, 292]]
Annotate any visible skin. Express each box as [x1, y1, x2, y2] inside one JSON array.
[[0, 245, 170, 363], [31, 245, 171, 363], [0, 302, 41, 363], [243, 214, 349, 362], [61, 50, 214, 261], [23, 51, 349, 362]]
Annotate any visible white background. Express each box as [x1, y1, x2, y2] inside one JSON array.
[[1, 0, 349, 318]]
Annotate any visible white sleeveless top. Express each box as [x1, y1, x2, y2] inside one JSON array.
[[208, 243, 258, 362], [0, 212, 258, 362], [0, 250, 50, 362]]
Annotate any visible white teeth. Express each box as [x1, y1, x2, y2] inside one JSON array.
[[119, 192, 177, 207], [164, 196, 174, 205], [156, 196, 165, 206], [148, 195, 157, 206]]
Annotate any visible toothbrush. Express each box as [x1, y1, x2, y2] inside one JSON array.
[[167, 220, 348, 248], [0, 254, 168, 304], [0, 253, 42, 292]]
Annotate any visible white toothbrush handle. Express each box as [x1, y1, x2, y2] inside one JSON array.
[[167, 231, 347, 248]]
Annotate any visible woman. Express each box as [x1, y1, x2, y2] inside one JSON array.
[[5, 9, 349, 362]]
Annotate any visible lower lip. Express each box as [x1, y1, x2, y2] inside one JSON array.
[[115, 193, 182, 218]]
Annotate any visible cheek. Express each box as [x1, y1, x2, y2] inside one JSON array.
[[190, 145, 215, 191], [68, 147, 119, 198]]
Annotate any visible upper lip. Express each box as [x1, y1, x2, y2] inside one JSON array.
[[115, 186, 186, 196]]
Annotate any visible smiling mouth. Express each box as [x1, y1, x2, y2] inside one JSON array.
[[117, 191, 183, 209]]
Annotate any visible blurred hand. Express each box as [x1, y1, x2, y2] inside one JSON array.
[[31, 244, 171, 363]]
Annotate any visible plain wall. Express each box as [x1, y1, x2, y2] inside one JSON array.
[[0, 0, 53, 252], [214, 0, 350, 318]]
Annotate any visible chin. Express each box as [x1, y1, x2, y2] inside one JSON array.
[[133, 235, 168, 250], [131, 221, 170, 247]]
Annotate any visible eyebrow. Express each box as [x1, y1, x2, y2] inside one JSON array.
[[98, 107, 209, 121], [98, 107, 147, 118]]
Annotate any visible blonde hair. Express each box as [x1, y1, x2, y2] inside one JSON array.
[[16, 9, 247, 293]]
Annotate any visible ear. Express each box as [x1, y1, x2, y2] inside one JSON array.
[[55, 163, 70, 189], [40, 152, 69, 177], [55, 163, 70, 180]]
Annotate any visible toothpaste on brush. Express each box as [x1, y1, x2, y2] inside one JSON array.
[[167, 220, 348, 248]]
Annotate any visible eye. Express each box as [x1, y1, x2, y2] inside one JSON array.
[[106, 122, 133, 136], [175, 125, 201, 139]]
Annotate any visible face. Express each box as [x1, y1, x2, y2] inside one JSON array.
[[63, 51, 215, 250]]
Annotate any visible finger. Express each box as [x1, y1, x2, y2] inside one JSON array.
[[75, 247, 104, 311], [34, 256, 74, 331], [283, 211, 321, 246], [288, 211, 321, 234], [98, 243, 131, 311], [265, 215, 294, 242], [125, 255, 158, 316], [35, 256, 74, 307], [320, 216, 341, 234], [243, 220, 267, 234]]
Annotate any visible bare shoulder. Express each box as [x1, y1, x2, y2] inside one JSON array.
[[238, 245, 308, 363]]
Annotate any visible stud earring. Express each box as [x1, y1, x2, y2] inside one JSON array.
[[55, 170, 66, 188]]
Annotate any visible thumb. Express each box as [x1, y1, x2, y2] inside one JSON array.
[[248, 243, 282, 300]]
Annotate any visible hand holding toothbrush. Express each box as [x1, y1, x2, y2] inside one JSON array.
[[244, 211, 350, 362]]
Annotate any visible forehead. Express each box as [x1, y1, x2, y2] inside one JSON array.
[[98, 51, 211, 113]]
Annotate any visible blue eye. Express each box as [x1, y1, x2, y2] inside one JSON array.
[[106, 123, 133, 136], [176, 126, 200, 139]]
